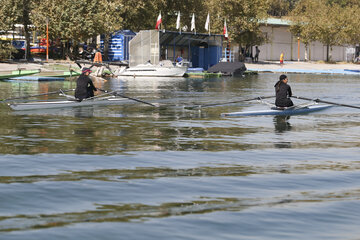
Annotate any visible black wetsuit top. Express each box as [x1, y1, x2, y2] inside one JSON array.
[[75, 74, 97, 101], [274, 80, 293, 107]]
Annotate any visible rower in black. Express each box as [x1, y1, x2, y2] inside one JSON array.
[[274, 74, 293, 107], [75, 68, 97, 101]]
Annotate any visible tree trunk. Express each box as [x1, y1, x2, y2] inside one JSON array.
[[329, 46, 333, 62], [326, 44, 329, 62], [22, 0, 32, 61], [103, 33, 109, 61]]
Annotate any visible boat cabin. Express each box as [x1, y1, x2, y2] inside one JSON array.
[[128, 30, 224, 70]]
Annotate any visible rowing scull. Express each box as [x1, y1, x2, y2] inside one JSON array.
[[221, 104, 331, 117], [8, 96, 131, 111]]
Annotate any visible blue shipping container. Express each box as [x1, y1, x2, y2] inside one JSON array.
[[100, 30, 136, 61], [191, 45, 222, 70]]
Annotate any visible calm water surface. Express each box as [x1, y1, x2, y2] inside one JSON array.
[[1, 73, 360, 239]]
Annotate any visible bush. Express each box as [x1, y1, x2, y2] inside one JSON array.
[[0, 41, 17, 60]]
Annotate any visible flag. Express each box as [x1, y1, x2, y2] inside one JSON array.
[[191, 13, 195, 32], [176, 11, 180, 30], [223, 19, 228, 39], [205, 13, 210, 32], [155, 12, 162, 30]]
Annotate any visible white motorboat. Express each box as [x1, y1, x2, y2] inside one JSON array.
[[115, 60, 187, 77]]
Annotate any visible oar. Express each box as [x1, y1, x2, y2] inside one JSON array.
[[184, 95, 275, 110], [97, 89, 157, 107], [292, 96, 360, 110], [0, 89, 76, 102]]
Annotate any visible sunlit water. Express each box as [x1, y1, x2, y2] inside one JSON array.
[[1, 73, 360, 239]]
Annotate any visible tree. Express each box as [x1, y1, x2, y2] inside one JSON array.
[[337, 4, 360, 46], [204, 0, 269, 58], [268, 0, 300, 17], [290, 0, 346, 62], [31, 0, 123, 59], [0, 0, 32, 60]]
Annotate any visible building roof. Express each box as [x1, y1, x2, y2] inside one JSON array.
[[159, 30, 223, 47], [260, 18, 292, 26]]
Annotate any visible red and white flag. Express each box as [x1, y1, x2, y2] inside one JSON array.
[[223, 19, 228, 39], [155, 12, 162, 30]]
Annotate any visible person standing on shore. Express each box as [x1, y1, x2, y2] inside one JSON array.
[[94, 49, 102, 63], [274, 74, 293, 107], [280, 52, 284, 66], [75, 68, 97, 101], [254, 46, 260, 63]]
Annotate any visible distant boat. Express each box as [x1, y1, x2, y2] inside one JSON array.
[[115, 60, 187, 77], [8, 76, 65, 81], [9, 70, 81, 81], [30, 46, 46, 54], [37, 71, 81, 78], [0, 69, 40, 80], [344, 69, 360, 73]]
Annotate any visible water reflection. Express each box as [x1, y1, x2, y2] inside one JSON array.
[[73, 107, 94, 118], [273, 115, 292, 133], [273, 115, 292, 148]]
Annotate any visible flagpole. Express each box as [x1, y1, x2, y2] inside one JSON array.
[[208, 18, 210, 36], [46, 17, 49, 62]]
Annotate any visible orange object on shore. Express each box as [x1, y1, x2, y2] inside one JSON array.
[[94, 51, 102, 63]]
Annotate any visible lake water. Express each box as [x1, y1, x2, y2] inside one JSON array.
[[1, 73, 360, 239]]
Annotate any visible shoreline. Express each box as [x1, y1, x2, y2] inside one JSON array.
[[0, 60, 359, 75], [0, 60, 80, 72]]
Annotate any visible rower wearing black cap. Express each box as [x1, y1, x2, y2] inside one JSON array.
[[274, 74, 293, 107], [75, 68, 97, 101]]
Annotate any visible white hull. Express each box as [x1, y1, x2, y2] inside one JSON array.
[[116, 61, 188, 77], [9, 97, 130, 111], [221, 105, 331, 117]]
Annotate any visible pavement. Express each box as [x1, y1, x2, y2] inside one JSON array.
[[246, 61, 360, 75]]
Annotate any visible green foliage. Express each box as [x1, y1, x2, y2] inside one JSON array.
[[204, 0, 269, 47], [268, 0, 299, 17], [0, 41, 17, 60], [290, 0, 360, 61], [0, 0, 358, 60]]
